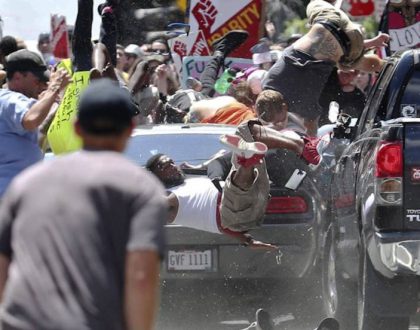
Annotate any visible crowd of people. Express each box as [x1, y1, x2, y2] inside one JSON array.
[[0, 0, 390, 329]]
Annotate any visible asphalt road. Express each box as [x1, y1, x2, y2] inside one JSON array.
[[156, 278, 420, 330], [156, 278, 327, 330]]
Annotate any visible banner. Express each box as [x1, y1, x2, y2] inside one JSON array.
[[187, 0, 264, 59], [181, 55, 253, 88], [379, 0, 420, 53], [51, 14, 70, 59], [47, 70, 90, 155]]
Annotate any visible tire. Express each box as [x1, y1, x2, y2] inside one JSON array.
[[322, 225, 357, 330], [358, 241, 412, 330]]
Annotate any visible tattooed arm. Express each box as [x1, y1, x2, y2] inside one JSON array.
[[293, 24, 343, 63]]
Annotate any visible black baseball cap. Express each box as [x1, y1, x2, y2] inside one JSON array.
[[77, 79, 139, 135], [6, 49, 50, 82]]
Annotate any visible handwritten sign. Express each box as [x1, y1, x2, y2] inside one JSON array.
[[47, 71, 89, 154], [169, 30, 211, 77], [181, 55, 253, 88]]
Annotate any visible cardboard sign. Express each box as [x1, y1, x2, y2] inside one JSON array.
[[181, 55, 253, 88], [169, 30, 211, 77], [187, 0, 263, 59], [51, 14, 70, 59], [47, 70, 90, 155]]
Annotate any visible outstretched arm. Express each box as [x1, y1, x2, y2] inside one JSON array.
[[364, 32, 390, 49]]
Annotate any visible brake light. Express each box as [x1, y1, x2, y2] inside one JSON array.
[[265, 196, 308, 214], [375, 142, 403, 178]]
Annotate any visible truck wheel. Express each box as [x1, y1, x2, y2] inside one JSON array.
[[322, 226, 357, 330], [358, 244, 411, 330]]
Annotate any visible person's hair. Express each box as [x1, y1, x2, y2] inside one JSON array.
[[228, 81, 256, 107], [145, 153, 164, 172], [255, 90, 287, 122], [116, 44, 124, 51], [151, 38, 168, 47], [0, 36, 18, 57]]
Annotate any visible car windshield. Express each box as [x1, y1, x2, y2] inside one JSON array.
[[125, 133, 227, 166]]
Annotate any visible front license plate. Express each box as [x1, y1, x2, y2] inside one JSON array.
[[167, 249, 213, 271]]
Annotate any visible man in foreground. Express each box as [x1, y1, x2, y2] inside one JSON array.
[[0, 79, 167, 330]]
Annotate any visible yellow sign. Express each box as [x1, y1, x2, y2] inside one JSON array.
[[47, 71, 90, 154]]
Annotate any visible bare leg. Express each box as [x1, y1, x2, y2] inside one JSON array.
[[231, 166, 256, 190], [249, 122, 304, 155]]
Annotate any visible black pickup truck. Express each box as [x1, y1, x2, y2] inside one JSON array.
[[322, 49, 420, 330]]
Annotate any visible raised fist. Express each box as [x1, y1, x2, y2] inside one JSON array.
[[192, 0, 218, 31], [173, 40, 187, 57]]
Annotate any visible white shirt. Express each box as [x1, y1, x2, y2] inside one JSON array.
[[169, 177, 220, 234]]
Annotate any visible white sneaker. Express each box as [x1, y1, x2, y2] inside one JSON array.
[[220, 134, 267, 159]]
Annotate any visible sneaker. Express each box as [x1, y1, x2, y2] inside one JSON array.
[[220, 134, 267, 158], [211, 30, 249, 58], [301, 133, 331, 170], [314, 317, 339, 330], [255, 308, 274, 330], [220, 134, 267, 168]]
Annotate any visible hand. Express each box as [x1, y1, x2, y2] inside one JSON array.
[[48, 68, 72, 94], [376, 33, 390, 46], [248, 239, 279, 251], [155, 64, 168, 79], [365, 32, 390, 48]]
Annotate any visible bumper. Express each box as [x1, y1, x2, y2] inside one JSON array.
[[374, 232, 420, 275], [161, 223, 318, 280]]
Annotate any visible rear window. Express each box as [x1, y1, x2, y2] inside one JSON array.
[[125, 133, 228, 166]]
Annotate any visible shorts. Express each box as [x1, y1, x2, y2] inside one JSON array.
[[263, 47, 334, 120], [219, 121, 270, 232]]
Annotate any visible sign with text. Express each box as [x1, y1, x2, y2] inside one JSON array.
[[187, 0, 263, 59], [47, 71, 90, 154], [168, 30, 211, 77], [181, 55, 253, 89], [379, 0, 420, 52], [51, 14, 70, 59]]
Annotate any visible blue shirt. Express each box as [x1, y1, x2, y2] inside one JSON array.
[[0, 89, 41, 197]]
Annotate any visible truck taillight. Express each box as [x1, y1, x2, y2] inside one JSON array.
[[375, 141, 403, 205], [375, 142, 403, 178], [265, 196, 308, 214]]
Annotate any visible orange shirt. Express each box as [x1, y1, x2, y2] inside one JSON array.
[[201, 102, 256, 125]]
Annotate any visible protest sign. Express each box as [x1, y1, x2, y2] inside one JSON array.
[[187, 0, 264, 59], [181, 55, 253, 88], [47, 70, 90, 154], [169, 30, 211, 76], [379, 0, 420, 52], [51, 14, 70, 59]]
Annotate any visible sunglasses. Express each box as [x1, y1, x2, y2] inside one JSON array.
[[151, 49, 170, 56]]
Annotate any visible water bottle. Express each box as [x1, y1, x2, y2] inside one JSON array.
[[214, 68, 236, 94]]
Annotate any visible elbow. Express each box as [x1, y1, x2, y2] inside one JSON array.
[[22, 116, 41, 131]]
